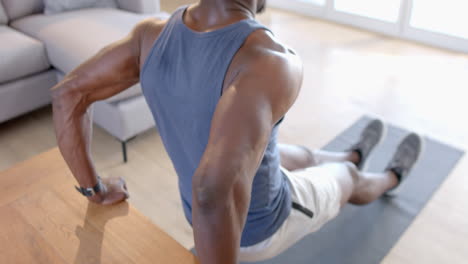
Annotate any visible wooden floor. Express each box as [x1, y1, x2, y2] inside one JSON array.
[[1, 1, 467, 263], [0, 148, 198, 264]]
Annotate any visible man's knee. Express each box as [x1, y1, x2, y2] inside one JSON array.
[[342, 161, 360, 188], [299, 145, 316, 166], [327, 161, 360, 207]]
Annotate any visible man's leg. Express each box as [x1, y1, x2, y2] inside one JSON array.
[[280, 134, 423, 207], [280, 119, 386, 172], [239, 132, 423, 262], [315, 133, 423, 206], [278, 144, 360, 171], [279, 144, 398, 206], [279, 119, 390, 206], [330, 162, 398, 206], [239, 151, 398, 262]]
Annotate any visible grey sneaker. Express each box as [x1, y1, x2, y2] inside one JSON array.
[[385, 133, 424, 196], [348, 119, 387, 170]]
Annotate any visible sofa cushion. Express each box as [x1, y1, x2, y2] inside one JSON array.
[[44, 0, 117, 15], [1, 0, 43, 21], [11, 9, 168, 102], [0, 26, 50, 84], [116, 0, 158, 14], [0, 70, 57, 123], [11, 8, 156, 74], [0, 1, 7, 24]]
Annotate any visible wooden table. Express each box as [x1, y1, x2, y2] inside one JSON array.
[[0, 148, 199, 264]]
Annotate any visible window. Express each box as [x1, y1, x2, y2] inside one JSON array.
[[411, 0, 468, 39], [334, 0, 402, 23], [270, 0, 468, 53]]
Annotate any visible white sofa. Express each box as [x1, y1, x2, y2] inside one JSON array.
[[0, 0, 167, 162]]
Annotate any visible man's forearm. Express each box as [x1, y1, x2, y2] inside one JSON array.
[[193, 198, 245, 264], [192, 168, 252, 264], [52, 84, 102, 202]]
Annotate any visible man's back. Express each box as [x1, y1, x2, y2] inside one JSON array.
[[139, 6, 292, 247]]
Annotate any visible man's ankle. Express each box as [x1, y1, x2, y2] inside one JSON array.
[[386, 170, 400, 187], [348, 150, 361, 167]]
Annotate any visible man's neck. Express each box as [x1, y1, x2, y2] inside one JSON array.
[[196, 0, 257, 22]]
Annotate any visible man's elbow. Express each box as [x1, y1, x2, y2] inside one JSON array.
[[51, 84, 66, 104], [193, 176, 233, 213], [51, 82, 86, 116]]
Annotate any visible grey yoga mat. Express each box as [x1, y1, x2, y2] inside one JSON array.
[[240, 116, 464, 264]]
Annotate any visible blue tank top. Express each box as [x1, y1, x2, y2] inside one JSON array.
[[140, 6, 291, 247]]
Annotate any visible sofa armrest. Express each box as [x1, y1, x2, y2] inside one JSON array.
[[116, 0, 160, 14]]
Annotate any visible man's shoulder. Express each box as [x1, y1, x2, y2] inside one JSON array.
[[135, 17, 167, 42], [240, 29, 302, 80], [131, 18, 168, 68], [231, 29, 303, 121], [236, 29, 303, 91], [138, 17, 167, 31], [245, 29, 299, 61]]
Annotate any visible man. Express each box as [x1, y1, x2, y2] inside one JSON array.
[[51, 0, 423, 263]]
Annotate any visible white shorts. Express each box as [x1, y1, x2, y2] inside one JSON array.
[[239, 163, 345, 262]]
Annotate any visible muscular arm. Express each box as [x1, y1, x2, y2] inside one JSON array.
[[51, 20, 151, 204], [192, 49, 302, 264]]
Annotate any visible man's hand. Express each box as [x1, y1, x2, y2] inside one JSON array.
[[88, 177, 129, 205]]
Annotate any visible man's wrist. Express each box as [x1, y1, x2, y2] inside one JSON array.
[[87, 183, 107, 203], [88, 193, 104, 203]]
